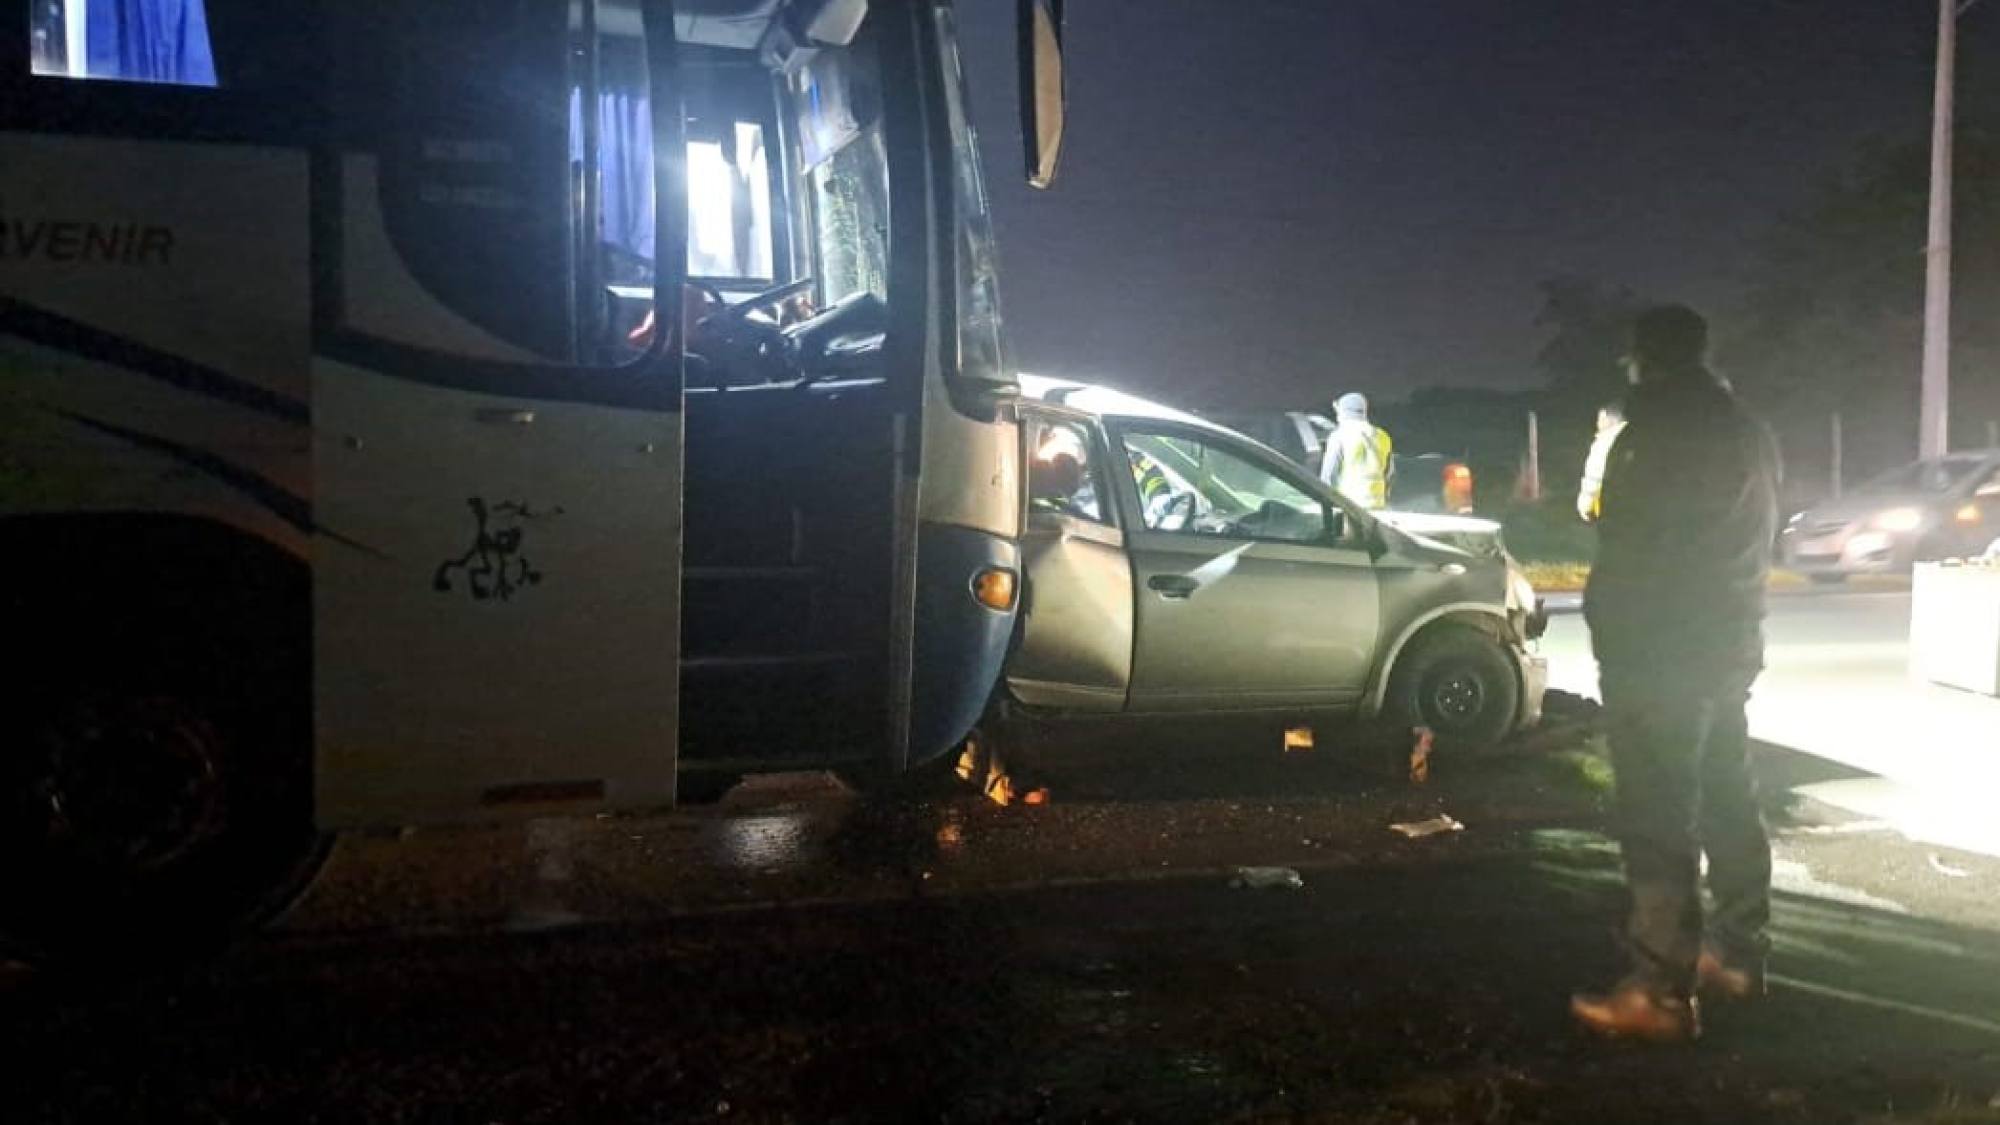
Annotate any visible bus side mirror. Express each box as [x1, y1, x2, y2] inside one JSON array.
[[1018, 0, 1066, 189]]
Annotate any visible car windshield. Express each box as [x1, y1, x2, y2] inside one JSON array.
[[1123, 430, 1328, 543], [1857, 457, 1988, 496]]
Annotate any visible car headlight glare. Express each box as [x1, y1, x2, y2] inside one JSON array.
[[1873, 507, 1924, 533]]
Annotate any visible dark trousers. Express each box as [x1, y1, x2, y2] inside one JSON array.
[[1599, 666, 1772, 997]]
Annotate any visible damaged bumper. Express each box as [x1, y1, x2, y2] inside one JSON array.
[[1512, 644, 1549, 731]]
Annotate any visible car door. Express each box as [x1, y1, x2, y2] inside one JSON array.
[[312, 0, 682, 826], [1006, 409, 1134, 710], [1113, 421, 1380, 712]]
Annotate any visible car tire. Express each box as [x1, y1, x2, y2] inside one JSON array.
[[1386, 626, 1522, 752], [0, 625, 325, 969]]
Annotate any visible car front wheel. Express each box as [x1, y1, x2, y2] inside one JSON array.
[[1386, 626, 1522, 751]]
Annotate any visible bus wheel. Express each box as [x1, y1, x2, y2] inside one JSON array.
[[1386, 626, 1521, 752], [1, 660, 325, 968]]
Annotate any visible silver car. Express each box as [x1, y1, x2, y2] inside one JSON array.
[[999, 377, 1547, 753], [1780, 451, 2000, 579]]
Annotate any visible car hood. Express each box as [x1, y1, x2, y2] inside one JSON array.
[[1375, 511, 1506, 559]]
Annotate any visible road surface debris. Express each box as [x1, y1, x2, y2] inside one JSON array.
[[1230, 866, 1305, 890], [1391, 814, 1465, 839], [1410, 727, 1435, 784]]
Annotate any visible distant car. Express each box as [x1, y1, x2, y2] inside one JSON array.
[[1006, 377, 1546, 752], [1780, 450, 2000, 579], [1201, 409, 1477, 514]]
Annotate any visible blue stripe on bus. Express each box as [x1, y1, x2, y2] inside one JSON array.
[[51, 408, 385, 557], [0, 296, 311, 424]]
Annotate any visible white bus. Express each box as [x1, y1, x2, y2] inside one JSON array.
[[1, 0, 1065, 958]]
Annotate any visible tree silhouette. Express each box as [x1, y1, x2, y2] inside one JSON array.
[[1534, 275, 1644, 414], [1722, 129, 2000, 490]]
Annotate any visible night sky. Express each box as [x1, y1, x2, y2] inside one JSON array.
[[954, 0, 2000, 410]]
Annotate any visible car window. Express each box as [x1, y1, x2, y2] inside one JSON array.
[[1027, 416, 1110, 525], [1120, 428, 1328, 544]]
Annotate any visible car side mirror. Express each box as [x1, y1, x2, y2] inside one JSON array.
[[1326, 507, 1346, 544]]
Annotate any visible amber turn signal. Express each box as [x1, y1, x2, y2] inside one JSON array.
[[972, 567, 1018, 611]]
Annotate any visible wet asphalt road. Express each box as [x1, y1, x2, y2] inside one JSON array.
[[1544, 589, 2000, 859], [6, 714, 2000, 1122]]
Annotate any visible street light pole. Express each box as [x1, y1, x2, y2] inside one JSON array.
[[1921, 0, 1960, 460]]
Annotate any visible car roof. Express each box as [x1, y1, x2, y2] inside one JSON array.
[[1016, 375, 1352, 490], [1017, 374, 1246, 442]]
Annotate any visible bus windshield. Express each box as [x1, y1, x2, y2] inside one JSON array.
[[583, 6, 893, 386]]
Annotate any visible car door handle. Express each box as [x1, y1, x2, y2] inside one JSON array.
[[1147, 574, 1200, 599], [475, 407, 537, 426]]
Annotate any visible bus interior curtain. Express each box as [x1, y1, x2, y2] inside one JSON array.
[[87, 0, 218, 86], [570, 37, 656, 279]]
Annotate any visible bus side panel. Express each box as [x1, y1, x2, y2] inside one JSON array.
[[0, 135, 310, 549], [312, 361, 681, 828], [910, 521, 1018, 764], [907, 378, 1021, 760], [918, 376, 1020, 540]]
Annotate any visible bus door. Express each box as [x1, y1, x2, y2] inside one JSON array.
[[312, 0, 685, 825]]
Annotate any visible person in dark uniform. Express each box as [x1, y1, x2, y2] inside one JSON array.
[[1571, 305, 1782, 1042]]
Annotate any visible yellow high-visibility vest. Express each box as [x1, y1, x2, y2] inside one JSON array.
[[1334, 425, 1393, 510]]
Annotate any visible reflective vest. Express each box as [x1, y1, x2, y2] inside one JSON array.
[[1332, 424, 1393, 510], [1577, 421, 1626, 522], [1130, 450, 1171, 520]]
